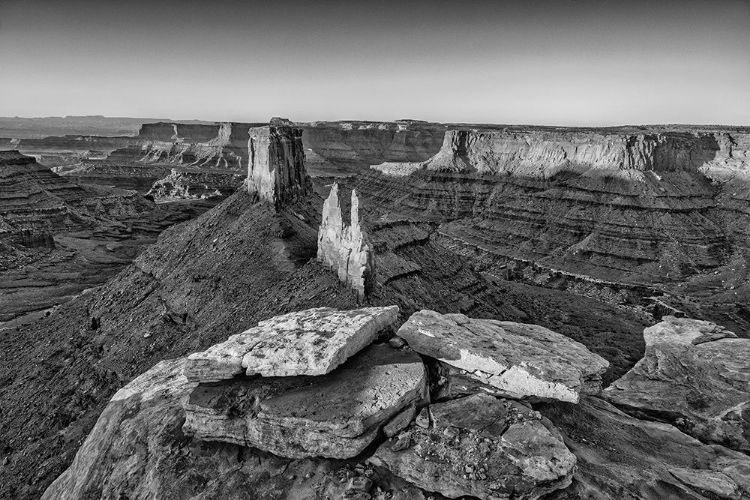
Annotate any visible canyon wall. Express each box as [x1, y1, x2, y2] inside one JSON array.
[[247, 123, 311, 208], [299, 120, 446, 175], [362, 128, 750, 284], [109, 121, 262, 170], [0, 151, 94, 247], [317, 183, 374, 299]]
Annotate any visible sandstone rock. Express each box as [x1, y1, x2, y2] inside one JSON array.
[[247, 123, 311, 208], [317, 183, 375, 299], [397, 310, 609, 403], [183, 344, 427, 459], [184, 306, 398, 381], [42, 357, 429, 500], [369, 393, 576, 500], [542, 397, 750, 500], [603, 316, 750, 452]]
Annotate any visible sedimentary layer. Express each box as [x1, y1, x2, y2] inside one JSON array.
[[359, 128, 750, 283]]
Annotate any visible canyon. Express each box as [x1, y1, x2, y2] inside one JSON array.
[[1, 117, 750, 500]]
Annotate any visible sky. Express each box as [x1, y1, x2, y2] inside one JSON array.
[[0, 0, 748, 126]]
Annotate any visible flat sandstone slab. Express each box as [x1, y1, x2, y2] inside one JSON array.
[[369, 393, 576, 500], [397, 310, 609, 403], [604, 316, 750, 453], [183, 344, 427, 459], [184, 306, 398, 381]]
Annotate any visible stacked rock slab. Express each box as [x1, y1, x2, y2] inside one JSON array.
[[182, 306, 430, 459], [603, 316, 750, 453], [317, 183, 374, 300], [369, 393, 576, 500], [396, 310, 609, 403], [184, 344, 427, 459], [184, 306, 399, 381], [247, 122, 311, 209]]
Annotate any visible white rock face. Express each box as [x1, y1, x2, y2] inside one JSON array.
[[317, 183, 374, 299], [397, 310, 609, 403], [184, 306, 399, 382]]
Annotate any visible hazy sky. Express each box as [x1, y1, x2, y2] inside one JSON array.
[[0, 0, 748, 125]]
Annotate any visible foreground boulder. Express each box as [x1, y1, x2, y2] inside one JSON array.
[[398, 310, 609, 403], [369, 393, 576, 500], [184, 306, 398, 381], [42, 358, 429, 500], [542, 397, 750, 500], [184, 344, 427, 459], [603, 316, 750, 452]]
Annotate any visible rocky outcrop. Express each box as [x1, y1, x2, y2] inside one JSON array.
[[317, 183, 374, 299], [356, 128, 750, 285], [184, 306, 399, 381], [184, 343, 427, 459], [247, 124, 311, 208], [146, 168, 244, 201], [397, 310, 609, 403], [603, 316, 750, 452], [369, 393, 576, 500], [543, 397, 750, 500], [42, 357, 428, 500]]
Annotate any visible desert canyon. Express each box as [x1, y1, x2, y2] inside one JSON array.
[[1, 116, 749, 500]]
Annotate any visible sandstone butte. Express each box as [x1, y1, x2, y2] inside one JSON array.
[[247, 121, 311, 209], [603, 316, 750, 453], [317, 182, 374, 300], [397, 309, 610, 403], [184, 306, 399, 381]]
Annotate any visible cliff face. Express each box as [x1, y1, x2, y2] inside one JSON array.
[[109, 121, 262, 170], [247, 124, 311, 208], [317, 184, 374, 299], [0, 151, 95, 246], [299, 121, 446, 175], [361, 129, 750, 284]]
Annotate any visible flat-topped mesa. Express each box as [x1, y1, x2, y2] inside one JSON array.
[[317, 183, 374, 300], [422, 129, 730, 176], [247, 122, 311, 209]]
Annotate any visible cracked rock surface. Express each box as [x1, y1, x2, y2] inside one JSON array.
[[369, 393, 576, 500], [603, 316, 750, 453], [398, 310, 609, 403], [184, 306, 399, 381], [183, 343, 427, 459]]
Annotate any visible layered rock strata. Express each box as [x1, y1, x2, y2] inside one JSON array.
[[247, 124, 311, 208], [184, 306, 399, 381], [0, 151, 95, 246], [317, 183, 374, 299], [183, 343, 427, 459], [356, 128, 750, 284], [369, 393, 576, 500], [397, 310, 609, 403], [603, 316, 750, 452]]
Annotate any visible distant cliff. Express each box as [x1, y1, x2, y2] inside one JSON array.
[[362, 128, 750, 284]]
